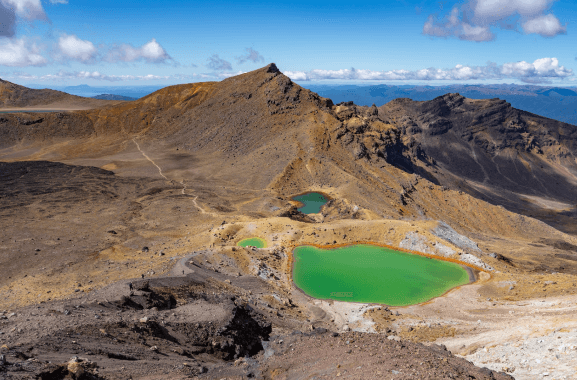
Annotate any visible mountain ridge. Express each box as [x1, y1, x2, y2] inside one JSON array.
[[0, 78, 124, 110], [92, 94, 137, 101], [307, 83, 577, 125]]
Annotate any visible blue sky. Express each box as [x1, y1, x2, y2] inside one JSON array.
[[0, 0, 576, 86]]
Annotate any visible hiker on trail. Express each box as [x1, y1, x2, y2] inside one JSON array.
[[141, 274, 145, 279], [129, 282, 133, 292], [182, 270, 185, 275]]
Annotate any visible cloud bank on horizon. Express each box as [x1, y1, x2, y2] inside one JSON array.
[[285, 58, 572, 84], [0, 0, 575, 85]]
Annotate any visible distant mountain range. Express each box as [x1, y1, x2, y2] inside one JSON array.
[[27, 84, 165, 99], [92, 94, 137, 101], [302, 83, 577, 125]]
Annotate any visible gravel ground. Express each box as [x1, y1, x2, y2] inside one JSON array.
[[431, 221, 481, 253], [463, 328, 577, 380]]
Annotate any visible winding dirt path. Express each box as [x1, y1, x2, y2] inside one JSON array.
[[132, 138, 214, 215], [132, 138, 168, 180], [180, 179, 208, 214]]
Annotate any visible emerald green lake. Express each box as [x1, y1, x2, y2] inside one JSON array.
[[293, 192, 328, 214], [237, 237, 267, 248], [292, 244, 470, 306]]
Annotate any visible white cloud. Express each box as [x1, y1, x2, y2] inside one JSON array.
[[139, 39, 169, 62], [422, 7, 495, 41], [49, 0, 68, 3], [62, 71, 171, 81], [423, 14, 454, 38], [57, 34, 97, 63], [0, 0, 50, 37], [106, 39, 172, 64], [284, 71, 307, 81], [236, 48, 264, 64], [52, 36, 174, 65], [447, 6, 460, 27], [24, 70, 172, 82], [3, 70, 220, 82], [0, 2, 16, 37], [0, 35, 174, 66], [0, 37, 47, 66], [207, 54, 232, 71], [1, 0, 47, 20], [423, 0, 566, 40], [284, 58, 572, 83], [503, 57, 571, 77], [522, 14, 566, 37], [217, 70, 245, 78], [473, 0, 555, 23], [460, 23, 494, 42], [3, 69, 251, 83]]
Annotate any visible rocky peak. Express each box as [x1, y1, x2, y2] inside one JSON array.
[[442, 92, 465, 104], [369, 103, 379, 116], [418, 93, 465, 118], [266, 63, 280, 73]]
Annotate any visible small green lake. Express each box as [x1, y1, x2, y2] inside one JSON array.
[[292, 192, 329, 214], [237, 237, 267, 248], [293, 244, 470, 306]]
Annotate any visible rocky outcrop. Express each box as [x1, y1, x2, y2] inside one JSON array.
[[331, 101, 430, 170], [37, 357, 104, 380], [278, 206, 316, 223], [215, 304, 272, 359], [117, 285, 176, 311]]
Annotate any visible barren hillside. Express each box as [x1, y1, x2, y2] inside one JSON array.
[[0, 78, 124, 110], [1, 64, 577, 379]]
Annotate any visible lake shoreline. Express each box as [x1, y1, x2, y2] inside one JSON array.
[[290, 242, 485, 308], [290, 191, 331, 214]]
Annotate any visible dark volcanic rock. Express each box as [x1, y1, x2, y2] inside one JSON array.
[[379, 92, 577, 234], [330, 101, 437, 181], [278, 206, 316, 223], [0, 161, 122, 204], [117, 287, 176, 310]]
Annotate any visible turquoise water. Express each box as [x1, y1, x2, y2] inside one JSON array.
[[292, 192, 328, 214]]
